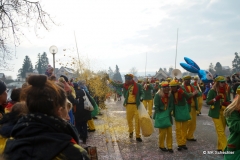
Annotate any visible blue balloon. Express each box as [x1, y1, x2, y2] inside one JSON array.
[[180, 57, 213, 83]]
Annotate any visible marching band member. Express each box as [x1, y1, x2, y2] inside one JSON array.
[[223, 86, 240, 160], [170, 80, 191, 151], [192, 76, 203, 116], [154, 81, 174, 153], [181, 75, 200, 141], [206, 76, 231, 151], [109, 74, 143, 142], [142, 79, 154, 117]]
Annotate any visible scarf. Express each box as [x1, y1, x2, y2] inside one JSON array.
[[123, 80, 138, 95], [218, 86, 227, 102], [173, 88, 184, 104], [184, 84, 195, 104], [161, 93, 169, 110]]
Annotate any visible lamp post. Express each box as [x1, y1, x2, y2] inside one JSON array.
[[49, 45, 58, 74]]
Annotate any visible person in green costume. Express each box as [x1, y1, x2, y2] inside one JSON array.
[[154, 81, 174, 153], [153, 81, 160, 98], [109, 74, 143, 142], [206, 76, 231, 151], [181, 75, 200, 141], [142, 79, 154, 117], [223, 86, 240, 159], [170, 80, 191, 151]]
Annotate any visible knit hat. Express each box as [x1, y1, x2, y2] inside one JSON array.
[[0, 80, 6, 95], [60, 75, 68, 82], [183, 75, 191, 80], [161, 81, 169, 87], [169, 80, 179, 87]]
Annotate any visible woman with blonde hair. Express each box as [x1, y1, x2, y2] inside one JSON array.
[[206, 76, 231, 152], [223, 86, 240, 160]]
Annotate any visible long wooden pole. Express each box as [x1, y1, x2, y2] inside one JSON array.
[[145, 52, 147, 77], [74, 31, 82, 74], [175, 28, 179, 69]]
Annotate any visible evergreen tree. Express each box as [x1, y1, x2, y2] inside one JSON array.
[[112, 65, 123, 82], [36, 53, 42, 74], [232, 52, 240, 73], [209, 63, 215, 74], [40, 52, 49, 73], [108, 67, 114, 79], [20, 56, 33, 78], [214, 62, 223, 75]]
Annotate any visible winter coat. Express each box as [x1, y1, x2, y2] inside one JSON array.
[[74, 89, 92, 123], [224, 110, 240, 160], [3, 113, 89, 160]]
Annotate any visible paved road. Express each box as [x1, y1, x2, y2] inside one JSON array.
[[83, 98, 228, 160]]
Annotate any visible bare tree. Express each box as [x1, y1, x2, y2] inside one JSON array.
[[129, 67, 138, 76], [0, 0, 55, 70]]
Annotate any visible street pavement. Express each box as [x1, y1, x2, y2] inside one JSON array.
[[81, 97, 228, 160]]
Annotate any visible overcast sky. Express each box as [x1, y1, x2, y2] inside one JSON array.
[[3, 0, 240, 79]]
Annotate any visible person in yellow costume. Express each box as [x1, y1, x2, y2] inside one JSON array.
[[142, 79, 154, 117], [181, 75, 200, 141], [192, 76, 203, 116], [223, 86, 240, 160], [154, 81, 174, 153], [109, 74, 143, 142], [170, 80, 192, 151], [206, 76, 231, 151]]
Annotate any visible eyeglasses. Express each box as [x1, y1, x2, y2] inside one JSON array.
[[220, 81, 225, 83]]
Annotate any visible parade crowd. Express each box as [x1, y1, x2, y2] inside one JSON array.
[[0, 64, 239, 160], [110, 73, 240, 160]]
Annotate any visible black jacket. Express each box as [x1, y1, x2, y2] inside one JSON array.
[[74, 89, 92, 123], [3, 113, 89, 160]]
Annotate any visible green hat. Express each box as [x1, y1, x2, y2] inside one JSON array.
[[183, 75, 191, 80], [214, 76, 225, 82]]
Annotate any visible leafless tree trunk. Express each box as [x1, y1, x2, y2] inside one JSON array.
[[0, 0, 55, 70]]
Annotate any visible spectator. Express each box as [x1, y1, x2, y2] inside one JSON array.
[[57, 78, 76, 126], [74, 83, 91, 144], [2, 75, 89, 160], [45, 64, 54, 77], [232, 75, 240, 98], [0, 80, 7, 119], [49, 75, 57, 82], [4, 88, 21, 113], [0, 102, 28, 138]]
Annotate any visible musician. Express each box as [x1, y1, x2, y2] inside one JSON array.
[[109, 74, 143, 142], [223, 86, 240, 160], [142, 79, 154, 117], [154, 81, 174, 153], [192, 76, 203, 116], [153, 81, 160, 98], [170, 80, 192, 151], [181, 75, 200, 141], [206, 76, 231, 151]]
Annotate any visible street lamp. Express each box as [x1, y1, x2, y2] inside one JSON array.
[[49, 45, 58, 74]]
